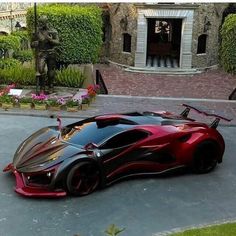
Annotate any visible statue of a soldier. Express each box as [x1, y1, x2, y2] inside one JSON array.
[[31, 15, 60, 93]]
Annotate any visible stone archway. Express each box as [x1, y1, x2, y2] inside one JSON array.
[[135, 6, 196, 69]]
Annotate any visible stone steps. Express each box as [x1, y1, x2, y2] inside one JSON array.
[[125, 66, 202, 75]]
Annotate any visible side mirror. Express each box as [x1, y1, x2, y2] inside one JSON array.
[[84, 142, 98, 150]]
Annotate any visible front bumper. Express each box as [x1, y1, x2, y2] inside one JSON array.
[[3, 163, 67, 198]]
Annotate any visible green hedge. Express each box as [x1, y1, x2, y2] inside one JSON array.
[[0, 58, 21, 69], [26, 4, 103, 65], [11, 31, 30, 42], [11, 30, 30, 50], [13, 49, 34, 63], [220, 14, 236, 74], [0, 35, 21, 51]]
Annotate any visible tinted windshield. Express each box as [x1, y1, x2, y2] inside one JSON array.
[[62, 122, 129, 146]]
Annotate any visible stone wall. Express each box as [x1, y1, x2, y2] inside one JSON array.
[[107, 3, 137, 66], [106, 3, 229, 69], [191, 3, 228, 68]]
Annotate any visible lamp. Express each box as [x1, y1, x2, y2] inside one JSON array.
[[15, 21, 21, 31]]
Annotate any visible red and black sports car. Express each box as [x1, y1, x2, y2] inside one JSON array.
[[3, 104, 231, 198]]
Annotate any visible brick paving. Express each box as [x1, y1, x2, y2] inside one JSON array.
[[95, 64, 236, 99]]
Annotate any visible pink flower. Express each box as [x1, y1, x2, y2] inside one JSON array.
[[31, 93, 48, 101]]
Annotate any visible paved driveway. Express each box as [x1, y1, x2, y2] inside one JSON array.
[[95, 64, 236, 100], [1, 115, 236, 236]]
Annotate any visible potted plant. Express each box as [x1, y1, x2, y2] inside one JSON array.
[[17, 96, 33, 109], [81, 94, 90, 110], [87, 84, 100, 102], [46, 97, 65, 111], [0, 84, 16, 109], [66, 97, 82, 112], [31, 93, 48, 110], [0, 94, 14, 109]]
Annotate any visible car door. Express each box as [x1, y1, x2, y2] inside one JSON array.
[[98, 129, 150, 181]]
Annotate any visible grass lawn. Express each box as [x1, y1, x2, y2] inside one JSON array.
[[171, 222, 236, 236]]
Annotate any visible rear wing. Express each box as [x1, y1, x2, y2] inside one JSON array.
[[181, 104, 232, 128]]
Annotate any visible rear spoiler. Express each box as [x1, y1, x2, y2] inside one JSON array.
[[181, 104, 232, 128]]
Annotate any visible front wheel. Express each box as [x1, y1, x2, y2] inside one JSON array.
[[66, 162, 100, 196], [192, 141, 219, 174]]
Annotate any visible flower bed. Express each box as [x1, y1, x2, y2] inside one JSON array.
[[0, 84, 99, 111]]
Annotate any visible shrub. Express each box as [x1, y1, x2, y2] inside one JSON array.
[[11, 30, 29, 42], [11, 30, 30, 50], [0, 94, 14, 104], [26, 4, 103, 65], [220, 14, 236, 74], [0, 63, 86, 87], [55, 67, 85, 87], [0, 64, 35, 85], [0, 35, 21, 52], [13, 50, 34, 63], [0, 58, 21, 69]]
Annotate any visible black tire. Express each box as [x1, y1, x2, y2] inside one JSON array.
[[66, 162, 100, 196], [192, 141, 219, 174]]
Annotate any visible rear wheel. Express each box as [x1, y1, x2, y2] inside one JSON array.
[[66, 162, 100, 196], [192, 141, 219, 174]]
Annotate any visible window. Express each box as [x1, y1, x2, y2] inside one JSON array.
[[197, 34, 207, 54], [100, 130, 149, 149], [63, 122, 124, 146], [123, 33, 131, 52]]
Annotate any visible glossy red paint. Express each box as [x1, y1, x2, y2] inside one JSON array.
[[3, 163, 13, 172], [107, 161, 180, 180], [4, 163, 66, 198]]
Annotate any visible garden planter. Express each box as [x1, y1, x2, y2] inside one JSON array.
[[34, 104, 47, 110], [1, 103, 13, 109], [67, 106, 79, 112], [91, 96, 96, 103], [20, 103, 32, 109], [81, 103, 89, 110], [48, 106, 61, 111]]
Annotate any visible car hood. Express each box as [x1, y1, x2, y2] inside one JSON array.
[[13, 126, 86, 173]]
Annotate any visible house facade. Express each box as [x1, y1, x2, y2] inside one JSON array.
[[0, 3, 32, 34], [103, 3, 231, 71], [0, 3, 234, 72]]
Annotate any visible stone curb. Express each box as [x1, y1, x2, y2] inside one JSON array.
[[98, 94, 236, 103]]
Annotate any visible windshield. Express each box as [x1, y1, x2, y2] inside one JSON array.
[[62, 122, 128, 146]]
